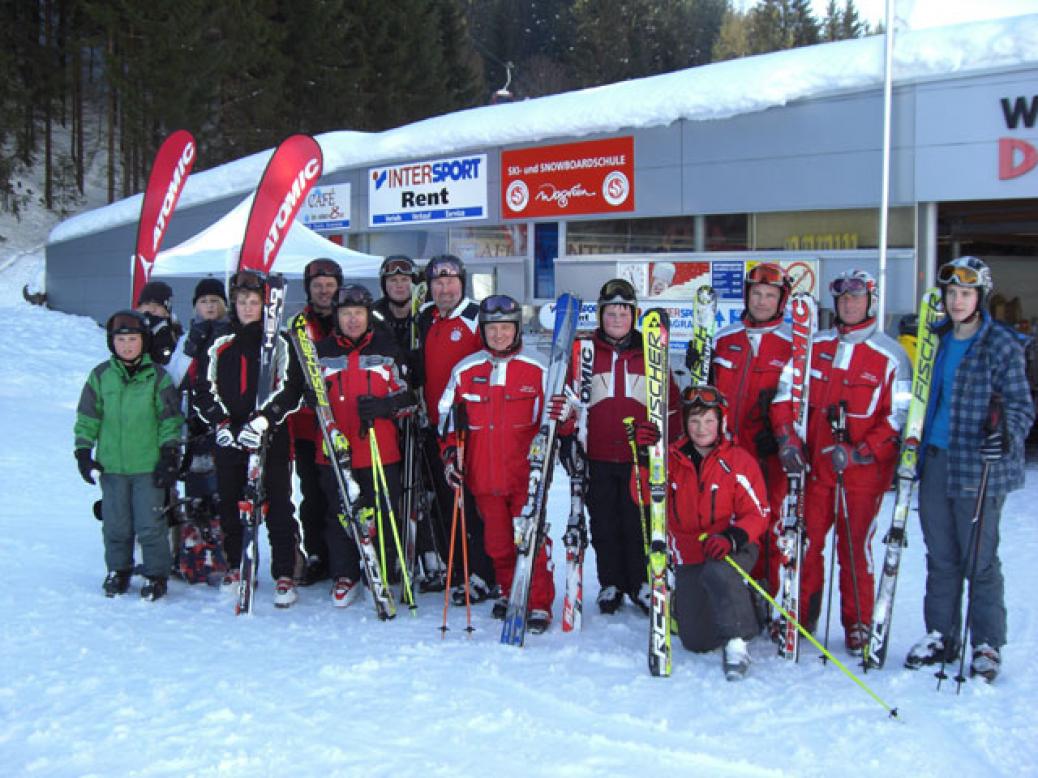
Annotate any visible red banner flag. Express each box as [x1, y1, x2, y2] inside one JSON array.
[[239, 134, 324, 274], [132, 130, 196, 304]]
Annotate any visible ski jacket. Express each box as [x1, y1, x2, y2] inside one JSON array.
[[438, 346, 547, 497], [74, 356, 184, 474], [317, 326, 411, 469], [772, 321, 911, 492], [418, 298, 482, 431], [569, 330, 682, 464], [373, 297, 415, 351], [631, 437, 769, 566], [921, 310, 1034, 498], [194, 320, 302, 430], [286, 307, 335, 445], [712, 317, 792, 455]]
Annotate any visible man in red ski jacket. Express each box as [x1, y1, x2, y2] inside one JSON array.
[[438, 295, 568, 633], [315, 284, 416, 606], [287, 258, 343, 585], [711, 263, 792, 592], [773, 270, 911, 654]]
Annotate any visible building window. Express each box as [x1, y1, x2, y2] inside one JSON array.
[[751, 208, 914, 250], [705, 214, 749, 251], [566, 216, 697, 255], [448, 225, 528, 259]]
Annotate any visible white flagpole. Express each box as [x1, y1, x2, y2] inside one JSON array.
[[878, 0, 895, 328]]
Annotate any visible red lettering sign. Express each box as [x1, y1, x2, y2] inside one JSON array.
[[501, 137, 635, 219], [999, 137, 1038, 180]]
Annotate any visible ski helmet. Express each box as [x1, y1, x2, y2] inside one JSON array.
[[829, 269, 877, 324], [680, 384, 729, 439], [597, 278, 638, 321], [332, 283, 374, 335], [106, 309, 151, 358], [303, 258, 343, 302], [379, 255, 417, 295], [425, 254, 466, 289], [743, 263, 791, 324], [136, 280, 173, 312], [478, 294, 523, 356], [937, 256, 993, 317]]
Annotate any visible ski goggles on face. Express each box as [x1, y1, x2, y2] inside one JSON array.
[[599, 279, 637, 305], [681, 385, 727, 410], [481, 295, 521, 316], [108, 313, 146, 334], [829, 277, 869, 296], [381, 256, 415, 277], [937, 263, 984, 287], [746, 263, 785, 285], [232, 270, 266, 292], [307, 258, 341, 279]]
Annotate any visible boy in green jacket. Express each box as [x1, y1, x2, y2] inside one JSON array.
[[74, 310, 184, 600]]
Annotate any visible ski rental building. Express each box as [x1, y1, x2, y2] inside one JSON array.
[[46, 15, 1038, 352]]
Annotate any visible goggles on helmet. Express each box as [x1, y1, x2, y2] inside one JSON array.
[[599, 279, 637, 306], [427, 256, 463, 279], [829, 276, 870, 297], [481, 295, 521, 316], [334, 284, 373, 308], [937, 263, 985, 287], [306, 258, 342, 280], [381, 256, 416, 278], [746, 263, 786, 285], [681, 385, 727, 410], [232, 270, 266, 292], [108, 312, 147, 334]]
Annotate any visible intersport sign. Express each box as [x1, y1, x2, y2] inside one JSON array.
[[368, 154, 487, 226], [502, 137, 635, 219]]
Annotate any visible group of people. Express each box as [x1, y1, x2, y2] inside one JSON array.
[[73, 252, 1031, 682]]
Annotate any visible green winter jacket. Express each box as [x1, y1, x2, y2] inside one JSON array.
[[74, 356, 184, 474]]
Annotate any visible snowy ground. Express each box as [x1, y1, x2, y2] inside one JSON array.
[[0, 254, 1036, 777]]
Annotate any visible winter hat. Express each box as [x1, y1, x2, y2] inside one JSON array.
[[137, 280, 173, 311], [193, 277, 227, 305]]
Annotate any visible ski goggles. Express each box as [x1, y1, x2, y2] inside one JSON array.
[[681, 385, 727, 410], [108, 312, 147, 334], [334, 284, 373, 307], [232, 270, 266, 292], [481, 295, 521, 316], [599, 279, 637, 305], [381, 256, 416, 277], [829, 276, 869, 296], [746, 263, 785, 285], [426, 256, 463, 278], [306, 258, 342, 280], [937, 263, 984, 287]]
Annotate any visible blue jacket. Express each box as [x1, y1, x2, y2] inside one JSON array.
[[921, 310, 1034, 498]]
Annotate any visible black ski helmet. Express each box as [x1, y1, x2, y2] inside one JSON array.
[[937, 256, 993, 318], [478, 294, 523, 356], [136, 280, 173, 312], [597, 278, 638, 322], [303, 257, 343, 302], [379, 255, 417, 296], [425, 254, 466, 289], [106, 309, 151, 358]]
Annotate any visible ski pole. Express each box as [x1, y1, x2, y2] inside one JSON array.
[[440, 485, 460, 637], [370, 433, 417, 613], [702, 534, 899, 718], [456, 418, 474, 635]]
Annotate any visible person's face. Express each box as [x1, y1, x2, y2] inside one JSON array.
[[337, 305, 369, 340], [945, 285, 980, 324], [431, 275, 463, 312], [309, 276, 339, 313], [136, 301, 169, 318], [747, 284, 782, 322], [113, 333, 143, 362], [484, 322, 517, 352], [194, 294, 226, 321], [837, 293, 868, 326], [236, 290, 263, 324], [687, 409, 720, 449], [601, 304, 633, 339], [385, 274, 412, 305]]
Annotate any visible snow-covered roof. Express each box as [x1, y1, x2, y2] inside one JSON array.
[[49, 13, 1038, 246]]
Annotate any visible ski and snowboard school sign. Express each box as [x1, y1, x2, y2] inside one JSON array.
[[368, 154, 488, 226], [501, 137, 635, 219]]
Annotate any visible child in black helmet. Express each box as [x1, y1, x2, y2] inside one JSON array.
[[73, 310, 184, 600]]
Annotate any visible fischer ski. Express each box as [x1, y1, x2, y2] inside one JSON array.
[[501, 293, 582, 647], [774, 292, 817, 660], [643, 309, 672, 676], [561, 337, 594, 632], [289, 315, 396, 620], [864, 288, 943, 669], [688, 285, 718, 386]]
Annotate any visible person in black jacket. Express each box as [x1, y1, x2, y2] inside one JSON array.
[[193, 270, 304, 607]]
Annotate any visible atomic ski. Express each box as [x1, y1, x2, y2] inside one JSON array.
[[688, 285, 718, 386], [864, 288, 943, 669], [561, 336, 594, 632], [501, 293, 582, 646], [643, 308, 671, 677], [289, 316, 396, 620], [774, 292, 816, 660]]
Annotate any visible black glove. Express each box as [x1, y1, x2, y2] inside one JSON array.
[[183, 319, 214, 359], [558, 435, 585, 480], [980, 429, 1004, 463], [754, 426, 779, 459], [75, 449, 103, 485], [357, 394, 395, 425], [153, 446, 180, 489], [776, 425, 806, 475], [684, 342, 701, 373]]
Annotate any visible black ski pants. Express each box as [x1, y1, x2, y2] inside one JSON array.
[[587, 459, 648, 598], [294, 437, 330, 563]]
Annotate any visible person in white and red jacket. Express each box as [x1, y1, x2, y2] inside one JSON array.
[[772, 269, 911, 656], [632, 385, 768, 680]]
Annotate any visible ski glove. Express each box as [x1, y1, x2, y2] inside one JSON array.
[[684, 342, 701, 373], [357, 394, 395, 425], [702, 527, 749, 561], [776, 425, 806, 475], [75, 448, 103, 485], [547, 389, 578, 423], [237, 414, 269, 449], [754, 426, 779, 459], [823, 441, 874, 474], [980, 429, 1004, 463], [441, 445, 463, 490], [152, 446, 180, 489], [633, 420, 661, 448], [214, 421, 236, 449], [558, 435, 585, 480]]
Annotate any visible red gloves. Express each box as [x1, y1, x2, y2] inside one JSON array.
[[633, 420, 661, 447]]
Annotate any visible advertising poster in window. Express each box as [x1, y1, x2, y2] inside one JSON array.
[[501, 137, 635, 219]]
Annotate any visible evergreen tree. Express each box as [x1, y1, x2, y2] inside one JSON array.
[[712, 7, 752, 61]]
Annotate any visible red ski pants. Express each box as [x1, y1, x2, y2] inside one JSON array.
[[475, 491, 555, 613]]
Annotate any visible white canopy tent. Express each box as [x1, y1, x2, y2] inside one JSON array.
[[152, 195, 383, 281]]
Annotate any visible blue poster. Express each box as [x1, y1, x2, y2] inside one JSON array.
[[711, 260, 745, 301]]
